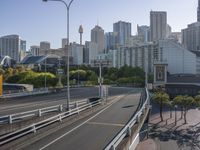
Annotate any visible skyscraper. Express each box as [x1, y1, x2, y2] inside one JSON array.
[[0, 35, 26, 62], [62, 38, 68, 48], [91, 25, 105, 54], [105, 32, 118, 50], [137, 25, 150, 42], [150, 11, 167, 41], [198, 0, 200, 22], [113, 21, 131, 46], [40, 41, 50, 50]]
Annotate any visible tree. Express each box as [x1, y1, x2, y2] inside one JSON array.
[[181, 96, 194, 124], [194, 95, 200, 107], [153, 92, 169, 121], [173, 95, 184, 119]]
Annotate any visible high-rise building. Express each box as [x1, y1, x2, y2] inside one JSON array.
[[166, 24, 172, 38], [91, 25, 105, 54], [105, 32, 118, 50], [0, 35, 26, 62], [84, 41, 98, 65], [198, 0, 200, 22], [62, 38, 68, 48], [70, 42, 83, 65], [150, 11, 167, 41], [137, 25, 150, 42], [40, 41, 50, 50], [113, 21, 131, 46], [182, 22, 200, 51], [30, 46, 40, 56]]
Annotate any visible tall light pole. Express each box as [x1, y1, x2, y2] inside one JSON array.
[[42, 0, 74, 110]]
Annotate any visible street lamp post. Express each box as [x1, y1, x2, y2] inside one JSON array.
[[43, 0, 74, 110]]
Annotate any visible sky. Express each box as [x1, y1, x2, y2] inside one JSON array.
[[0, 0, 198, 49]]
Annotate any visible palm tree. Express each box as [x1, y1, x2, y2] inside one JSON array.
[[153, 92, 169, 121]]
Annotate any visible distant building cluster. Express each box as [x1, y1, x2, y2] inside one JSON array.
[[1, 0, 200, 75]]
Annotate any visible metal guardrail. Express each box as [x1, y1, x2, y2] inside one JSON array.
[[0, 99, 88, 124], [0, 99, 102, 146], [104, 88, 149, 150], [1, 88, 50, 99]]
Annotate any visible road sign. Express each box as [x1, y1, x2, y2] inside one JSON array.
[[98, 77, 104, 84], [0, 75, 3, 96], [57, 69, 63, 75]]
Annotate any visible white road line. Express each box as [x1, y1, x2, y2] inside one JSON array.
[[87, 122, 125, 127], [39, 95, 123, 150]]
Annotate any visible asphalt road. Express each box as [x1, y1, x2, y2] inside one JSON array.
[[22, 92, 141, 150], [0, 86, 141, 116]]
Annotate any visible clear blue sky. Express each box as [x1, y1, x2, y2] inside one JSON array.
[[0, 0, 197, 49]]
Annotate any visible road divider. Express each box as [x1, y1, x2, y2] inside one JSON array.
[[0, 99, 88, 124], [0, 98, 102, 146]]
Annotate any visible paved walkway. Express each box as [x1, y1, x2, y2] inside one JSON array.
[[137, 104, 200, 150]]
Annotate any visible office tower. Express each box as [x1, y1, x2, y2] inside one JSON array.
[[0, 34, 26, 62], [105, 32, 118, 50], [79, 25, 83, 45], [198, 0, 200, 22], [182, 22, 200, 51], [40, 41, 50, 50], [150, 11, 167, 41], [137, 25, 150, 42], [70, 42, 83, 65], [166, 24, 172, 38], [30, 46, 40, 56], [91, 25, 105, 54], [113, 21, 131, 46], [84, 41, 98, 64], [62, 38, 68, 48]]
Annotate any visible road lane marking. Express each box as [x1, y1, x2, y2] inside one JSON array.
[[39, 95, 123, 150], [87, 122, 124, 127]]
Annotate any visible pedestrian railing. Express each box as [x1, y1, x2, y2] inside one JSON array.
[[104, 88, 150, 150], [0, 98, 102, 146], [0, 99, 88, 124]]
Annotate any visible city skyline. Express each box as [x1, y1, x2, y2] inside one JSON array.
[[0, 0, 197, 49]]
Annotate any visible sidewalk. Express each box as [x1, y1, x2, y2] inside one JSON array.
[[136, 104, 200, 150]]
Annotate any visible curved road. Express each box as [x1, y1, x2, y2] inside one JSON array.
[[0, 87, 140, 115], [22, 92, 141, 150]]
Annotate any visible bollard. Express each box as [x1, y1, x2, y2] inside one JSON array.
[[59, 105, 63, 112], [38, 109, 42, 117], [9, 115, 12, 124]]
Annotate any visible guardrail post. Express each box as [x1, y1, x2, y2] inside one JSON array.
[[126, 126, 131, 137], [59, 115, 62, 122], [38, 109, 42, 117], [110, 145, 115, 150], [32, 124, 36, 133], [75, 102, 78, 108], [9, 115, 13, 124], [59, 105, 63, 112]]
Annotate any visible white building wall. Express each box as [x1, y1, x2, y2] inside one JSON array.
[[158, 40, 196, 74]]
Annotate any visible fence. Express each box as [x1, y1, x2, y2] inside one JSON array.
[[0, 98, 102, 146], [0, 99, 88, 124], [104, 88, 150, 150]]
